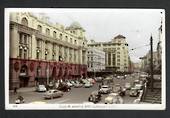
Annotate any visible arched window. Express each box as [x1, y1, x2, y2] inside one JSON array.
[[46, 28, 50, 35], [37, 25, 42, 33], [21, 17, 28, 26]]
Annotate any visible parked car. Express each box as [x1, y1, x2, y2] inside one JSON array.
[[129, 88, 139, 97], [88, 90, 102, 103], [36, 85, 47, 92], [105, 93, 124, 104], [84, 82, 93, 88], [73, 81, 83, 88], [44, 89, 63, 99], [125, 82, 131, 90], [99, 85, 112, 94], [57, 82, 71, 92], [66, 81, 73, 87]]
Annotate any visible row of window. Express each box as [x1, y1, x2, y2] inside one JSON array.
[[21, 17, 85, 45]]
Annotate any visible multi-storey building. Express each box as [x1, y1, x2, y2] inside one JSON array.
[[88, 35, 130, 72], [87, 48, 105, 72], [140, 51, 158, 73], [9, 12, 87, 89]]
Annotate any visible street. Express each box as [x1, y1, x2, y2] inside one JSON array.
[[9, 75, 139, 104]]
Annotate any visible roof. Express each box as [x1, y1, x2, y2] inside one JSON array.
[[114, 34, 126, 39]]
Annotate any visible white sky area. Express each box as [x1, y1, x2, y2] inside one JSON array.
[[32, 9, 164, 63]]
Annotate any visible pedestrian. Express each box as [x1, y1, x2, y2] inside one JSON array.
[[98, 84, 101, 90], [14, 87, 17, 94]]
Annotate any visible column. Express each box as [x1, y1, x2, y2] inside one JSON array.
[[10, 25, 19, 58], [56, 45, 59, 61], [41, 40, 45, 60], [66, 48, 69, 63], [31, 34, 37, 59], [28, 35, 32, 59], [79, 49, 82, 64], [48, 43, 52, 60]]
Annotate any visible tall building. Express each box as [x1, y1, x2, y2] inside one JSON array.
[[87, 48, 105, 72], [9, 12, 88, 89], [156, 16, 163, 73], [140, 51, 158, 73], [88, 35, 130, 72]]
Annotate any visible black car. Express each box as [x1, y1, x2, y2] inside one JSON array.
[[57, 82, 71, 92], [88, 90, 102, 103]]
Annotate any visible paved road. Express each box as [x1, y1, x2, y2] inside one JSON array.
[[9, 75, 138, 104]]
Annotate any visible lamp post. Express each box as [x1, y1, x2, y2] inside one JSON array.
[[150, 35, 154, 92]]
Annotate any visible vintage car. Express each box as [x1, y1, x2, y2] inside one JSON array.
[[129, 87, 139, 97], [88, 90, 102, 103], [44, 89, 63, 99], [84, 82, 93, 88], [57, 82, 71, 92], [99, 85, 112, 94], [35, 85, 47, 92], [124, 82, 131, 90], [113, 84, 126, 96], [105, 93, 124, 104]]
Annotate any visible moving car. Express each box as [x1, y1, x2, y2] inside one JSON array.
[[66, 81, 73, 87], [35, 85, 47, 92], [113, 84, 126, 96], [73, 81, 83, 88], [44, 89, 63, 99], [105, 93, 124, 104], [88, 90, 102, 103], [99, 85, 111, 94], [57, 82, 71, 92], [129, 88, 139, 97]]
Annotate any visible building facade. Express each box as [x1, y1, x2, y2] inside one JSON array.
[[87, 48, 105, 72], [140, 51, 158, 73], [9, 12, 88, 89], [88, 35, 130, 72]]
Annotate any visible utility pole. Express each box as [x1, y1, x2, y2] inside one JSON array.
[[150, 35, 154, 92]]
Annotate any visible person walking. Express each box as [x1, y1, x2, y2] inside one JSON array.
[[14, 87, 17, 94]]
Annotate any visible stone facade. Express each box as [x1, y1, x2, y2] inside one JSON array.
[[87, 48, 105, 72], [88, 35, 130, 72], [9, 12, 88, 89]]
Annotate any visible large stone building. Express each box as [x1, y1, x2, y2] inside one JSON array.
[[88, 35, 130, 72], [140, 51, 158, 73], [9, 12, 88, 89], [87, 48, 105, 72]]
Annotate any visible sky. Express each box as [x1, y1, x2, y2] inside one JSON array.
[[32, 9, 164, 63]]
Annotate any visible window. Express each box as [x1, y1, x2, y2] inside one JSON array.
[[108, 53, 111, 65], [19, 33, 22, 44], [46, 28, 50, 35], [117, 55, 120, 58], [74, 40, 77, 44], [117, 63, 120, 66], [19, 49, 22, 58], [117, 47, 120, 50], [24, 35, 27, 44], [21, 17, 28, 26], [117, 52, 120, 54], [91, 57, 93, 61], [53, 31, 57, 38], [36, 51, 40, 59], [24, 50, 27, 59], [117, 59, 120, 62], [37, 25, 42, 33]]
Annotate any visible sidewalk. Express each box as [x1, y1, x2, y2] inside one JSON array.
[[9, 87, 35, 95]]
